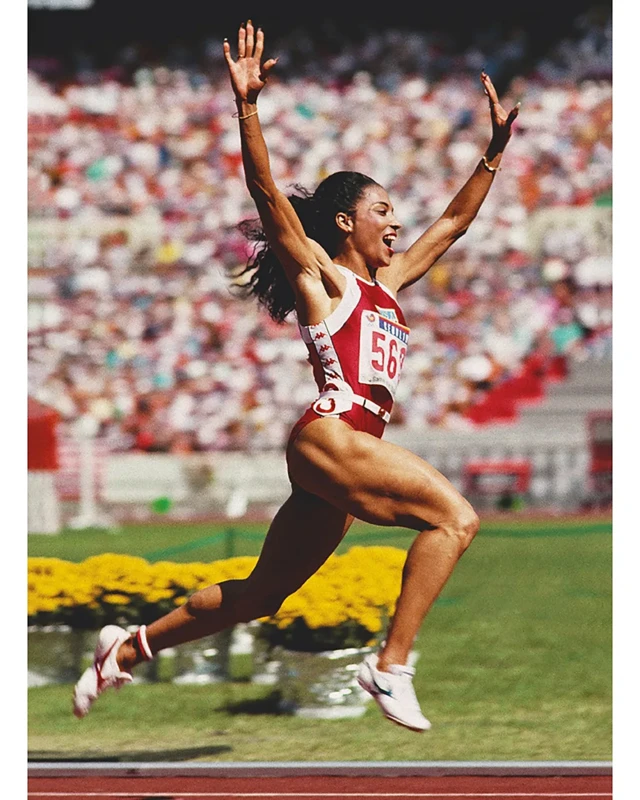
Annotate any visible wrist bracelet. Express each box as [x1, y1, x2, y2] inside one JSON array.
[[481, 155, 500, 173], [233, 109, 258, 120]]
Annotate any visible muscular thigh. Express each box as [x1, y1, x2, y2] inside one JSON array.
[[287, 417, 470, 531], [247, 486, 354, 598]]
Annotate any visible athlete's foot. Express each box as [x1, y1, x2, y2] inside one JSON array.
[[72, 625, 133, 719], [357, 652, 431, 732]]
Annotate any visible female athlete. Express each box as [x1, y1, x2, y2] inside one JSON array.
[[74, 21, 519, 731]]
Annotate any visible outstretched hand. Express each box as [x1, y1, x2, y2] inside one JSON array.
[[224, 20, 278, 104], [480, 72, 520, 151]]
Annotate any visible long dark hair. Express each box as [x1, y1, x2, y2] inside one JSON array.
[[232, 171, 380, 323]]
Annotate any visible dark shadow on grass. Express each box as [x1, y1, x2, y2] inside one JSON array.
[[221, 690, 285, 715], [28, 745, 232, 762]]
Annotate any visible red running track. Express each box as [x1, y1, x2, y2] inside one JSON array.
[[27, 774, 612, 800]]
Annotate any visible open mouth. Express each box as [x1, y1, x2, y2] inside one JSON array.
[[382, 234, 396, 252]]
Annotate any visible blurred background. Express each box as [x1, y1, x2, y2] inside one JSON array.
[[27, 0, 612, 529], [25, 0, 613, 765]]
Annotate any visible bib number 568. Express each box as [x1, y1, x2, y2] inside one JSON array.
[[371, 332, 405, 380]]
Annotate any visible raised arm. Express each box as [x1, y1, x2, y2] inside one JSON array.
[[383, 72, 520, 293], [223, 22, 332, 287]]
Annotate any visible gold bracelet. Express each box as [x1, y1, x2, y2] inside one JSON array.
[[233, 109, 258, 120], [481, 155, 500, 173]]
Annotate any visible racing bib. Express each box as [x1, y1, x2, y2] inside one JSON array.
[[358, 311, 410, 399]]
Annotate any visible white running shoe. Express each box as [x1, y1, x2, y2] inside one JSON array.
[[357, 652, 431, 732], [73, 625, 133, 718]]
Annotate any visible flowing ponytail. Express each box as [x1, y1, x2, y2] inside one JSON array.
[[231, 172, 379, 323]]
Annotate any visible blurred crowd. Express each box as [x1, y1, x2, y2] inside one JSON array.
[[27, 9, 612, 452]]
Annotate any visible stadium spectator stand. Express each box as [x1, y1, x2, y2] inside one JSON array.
[[27, 8, 612, 454]]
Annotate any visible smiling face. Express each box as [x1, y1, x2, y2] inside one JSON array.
[[340, 184, 402, 270]]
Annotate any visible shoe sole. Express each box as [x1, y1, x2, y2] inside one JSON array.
[[356, 675, 430, 733], [73, 668, 97, 719], [73, 627, 131, 718]]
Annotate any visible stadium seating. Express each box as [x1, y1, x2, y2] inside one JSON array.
[[27, 11, 612, 452]]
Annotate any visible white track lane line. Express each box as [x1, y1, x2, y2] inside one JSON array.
[[27, 792, 614, 798]]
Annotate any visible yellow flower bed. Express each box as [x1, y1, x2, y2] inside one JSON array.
[[262, 546, 407, 651], [27, 547, 406, 650], [271, 547, 403, 626]]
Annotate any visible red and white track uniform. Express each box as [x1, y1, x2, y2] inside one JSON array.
[[289, 265, 410, 443]]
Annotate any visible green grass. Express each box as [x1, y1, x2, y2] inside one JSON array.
[[27, 516, 613, 563], [28, 518, 612, 762]]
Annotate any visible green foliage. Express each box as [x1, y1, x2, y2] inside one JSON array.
[[259, 618, 377, 652]]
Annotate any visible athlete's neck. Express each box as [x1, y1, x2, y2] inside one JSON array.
[[332, 253, 376, 283]]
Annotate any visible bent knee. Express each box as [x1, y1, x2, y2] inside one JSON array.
[[186, 584, 223, 617], [242, 580, 289, 620], [186, 580, 287, 623], [232, 592, 286, 622], [256, 592, 287, 619], [462, 507, 480, 546], [437, 504, 479, 552], [453, 505, 480, 550]]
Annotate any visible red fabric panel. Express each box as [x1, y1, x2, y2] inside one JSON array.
[[27, 398, 59, 471]]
